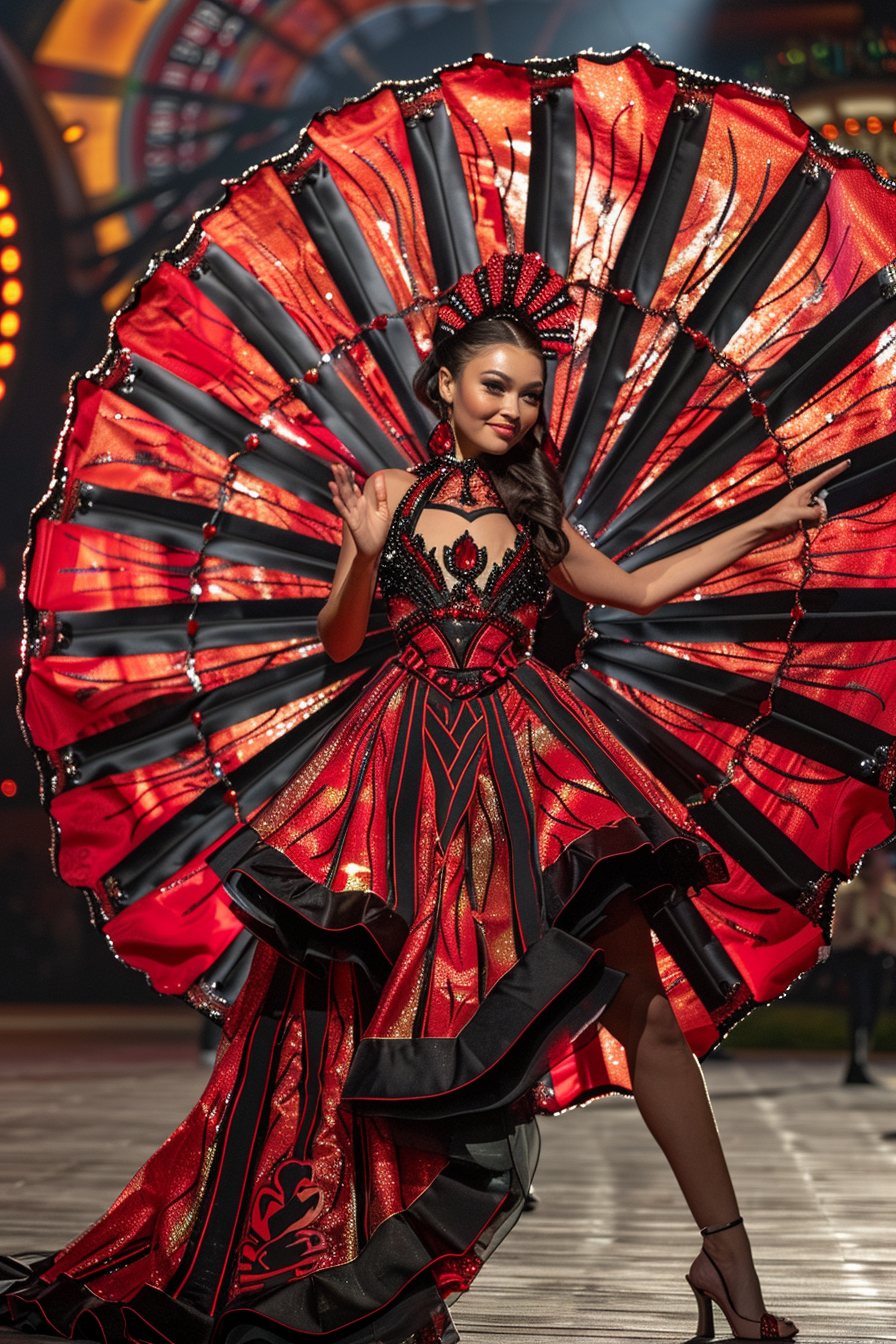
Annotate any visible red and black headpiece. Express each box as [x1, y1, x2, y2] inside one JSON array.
[[434, 252, 575, 358]]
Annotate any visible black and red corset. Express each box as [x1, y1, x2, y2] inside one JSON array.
[[378, 454, 551, 698]]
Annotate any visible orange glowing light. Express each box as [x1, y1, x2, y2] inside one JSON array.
[[844, 117, 861, 135], [0, 379, 5, 401], [867, 116, 884, 134], [821, 124, 839, 140], [0, 311, 19, 337], [0, 343, 16, 367], [0, 247, 20, 273], [0, 214, 17, 238], [62, 122, 87, 144], [1, 779, 17, 798], [0, 188, 9, 209], [2, 279, 21, 304]]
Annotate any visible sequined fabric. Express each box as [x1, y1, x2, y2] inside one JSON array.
[[12, 39, 896, 1344], [2, 451, 718, 1344]]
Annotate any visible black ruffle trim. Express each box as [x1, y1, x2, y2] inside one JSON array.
[[544, 820, 742, 1012], [209, 828, 409, 989], [342, 929, 623, 1119], [2, 1120, 537, 1344]]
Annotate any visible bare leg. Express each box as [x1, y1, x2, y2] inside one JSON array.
[[597, 895, 796, 1337]]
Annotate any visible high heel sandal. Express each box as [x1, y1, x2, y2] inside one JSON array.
[[685, 1216, 798, 1341]]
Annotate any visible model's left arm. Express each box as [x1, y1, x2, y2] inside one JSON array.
[[549, 463, 848, 614]]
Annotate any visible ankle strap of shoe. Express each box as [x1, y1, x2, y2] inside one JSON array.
[[700, 1215, 744, 1237]]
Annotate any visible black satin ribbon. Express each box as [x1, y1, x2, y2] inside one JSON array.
[[567, 669, 829, 904], [193, 244, 409, 473], [561, 101, 711, 506], [65, 631, 395, 784], [524, 84, 576, 279], [576, 157, 830, 535], [588, 586, 896, 644], [294, 162, 433, 446], [75, 482, 338, 580], [59, 597, 329, 658], [580, 636, 893, 781], [122, 354, 334, 507], [406, 102, 482, 288], [598, 268, 896, 552]]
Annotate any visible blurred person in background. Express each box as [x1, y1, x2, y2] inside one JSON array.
[[831, 849, 896, 1084]]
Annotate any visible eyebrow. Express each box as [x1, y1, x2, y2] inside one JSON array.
[[481, 368, 545, 390]]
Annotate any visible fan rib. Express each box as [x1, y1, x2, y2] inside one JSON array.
[[57, 598, 328, 657], [405, 103, 482, 288], [524, 86, 576, 280], [293, 162, 433, 446], [72, 485, 338, 581], [65, 634, 397, 786], [121, 355, 335, 505], [605, 270, 896, 553], [582, 638, 890, 779], [188, 249, 406, 472], [562, 102, 711, 505], [106, 678, 373, 906], [591, 588, 896, 643], [579, 159, 830, 535], [568, 671, 825, 902]]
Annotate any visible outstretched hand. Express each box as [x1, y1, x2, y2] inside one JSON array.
[[759, 460, 849, 538], [328, 464, 391, 558]]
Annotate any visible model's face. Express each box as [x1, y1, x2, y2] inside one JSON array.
[[438, 343, 545, 458]]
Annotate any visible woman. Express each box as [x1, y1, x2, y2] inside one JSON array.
[[1, 254, 842, 1344]]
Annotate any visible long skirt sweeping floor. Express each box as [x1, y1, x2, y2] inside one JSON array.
[[0, 1007, 893, 1344]]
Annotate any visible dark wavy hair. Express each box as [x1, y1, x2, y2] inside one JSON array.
[[413, 317, 569, 570]]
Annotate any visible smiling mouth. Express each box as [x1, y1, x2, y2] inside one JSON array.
[[489, 423, 517, 437]]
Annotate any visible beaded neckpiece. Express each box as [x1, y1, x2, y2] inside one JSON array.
[[378, 450, 550, 699]]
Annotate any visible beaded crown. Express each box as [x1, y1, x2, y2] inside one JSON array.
[[434, 252, 575, 358]]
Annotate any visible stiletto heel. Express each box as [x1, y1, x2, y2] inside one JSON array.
[[687, 1216, 798, 1340], [686, 1280, 715, 1339]]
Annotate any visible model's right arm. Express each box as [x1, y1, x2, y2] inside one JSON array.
[[317, 465, 394, 662]]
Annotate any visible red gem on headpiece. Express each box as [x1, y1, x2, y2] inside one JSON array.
[[616, 288, 636, 306], [202, 522, 217, 541], [751, 401, 767, 419], [244, 432, 260, 449], [223, 788, 238, 806], [304, 368, 320, 384]]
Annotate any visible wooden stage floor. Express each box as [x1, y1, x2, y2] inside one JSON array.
[[0, 1006, 893, 1343]]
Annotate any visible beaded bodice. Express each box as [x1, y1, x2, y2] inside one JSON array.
[[379, 454, 551, 698]]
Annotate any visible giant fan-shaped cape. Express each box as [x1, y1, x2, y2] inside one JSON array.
[[19, 46, 896, 1083]]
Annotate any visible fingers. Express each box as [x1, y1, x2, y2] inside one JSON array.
[[371, 471, 389, 514], [328, 463, 362, 517], [803, 460, 850, 492]]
